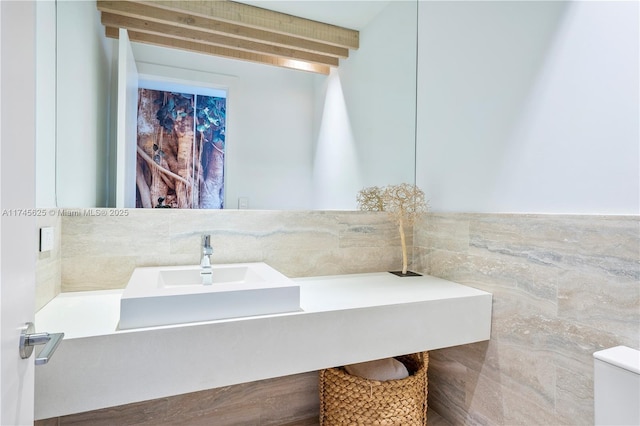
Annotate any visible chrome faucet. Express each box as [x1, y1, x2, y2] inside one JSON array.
[[200, 234, 213, 284]]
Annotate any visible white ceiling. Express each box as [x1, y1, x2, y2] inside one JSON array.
[[235, 0, 391, 30]]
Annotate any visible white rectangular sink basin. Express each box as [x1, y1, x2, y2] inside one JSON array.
[[119, 262, 300, 329]]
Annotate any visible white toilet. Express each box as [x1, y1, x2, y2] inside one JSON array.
[[593, 346, 640, 425]]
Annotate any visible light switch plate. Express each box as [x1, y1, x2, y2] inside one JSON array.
[[40, 227, 54, 252]]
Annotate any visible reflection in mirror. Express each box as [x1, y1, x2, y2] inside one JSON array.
[[135, 79, 228, 209], [35, 0, 417, 210]]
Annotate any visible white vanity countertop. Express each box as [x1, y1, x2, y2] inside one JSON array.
[[36, 290, 123, 338], [298, 273, 489, 311], [35, 272, 492, 419], [37, 273, 489, 338]]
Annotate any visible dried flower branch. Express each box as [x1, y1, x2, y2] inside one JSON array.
[[357, 183, 429, 275], [382, 183, 428, 226]]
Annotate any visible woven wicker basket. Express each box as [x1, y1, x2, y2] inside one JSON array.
[[319, 352, 428, 426]]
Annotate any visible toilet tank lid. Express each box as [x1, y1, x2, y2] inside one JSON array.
[[594, 346, 640, 374]]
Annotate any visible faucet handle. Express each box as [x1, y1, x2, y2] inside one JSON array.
[[202, 234, 213, 255]]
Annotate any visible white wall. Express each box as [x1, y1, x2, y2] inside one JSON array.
[[56, 0, 113, 207], [312, 1, 418, 210], [35, 1, 57, 208], [416, 1, 639, 214]]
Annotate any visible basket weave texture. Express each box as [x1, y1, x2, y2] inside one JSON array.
[[319, 352, 428, 426]]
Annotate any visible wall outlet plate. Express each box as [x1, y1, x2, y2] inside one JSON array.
[[40, 227, 54, 252]]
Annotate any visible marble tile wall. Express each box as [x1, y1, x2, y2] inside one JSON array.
[[414, 213, 639, 425], [57, 209, 408, 292]]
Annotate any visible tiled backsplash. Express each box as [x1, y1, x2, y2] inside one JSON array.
[[414, 213, 639, 425], [53, 209, 408, 293]]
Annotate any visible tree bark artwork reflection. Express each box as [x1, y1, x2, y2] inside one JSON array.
[[136, 88, 226, 209]]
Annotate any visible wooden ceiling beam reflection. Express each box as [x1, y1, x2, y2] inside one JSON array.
[[101, 12, 339, 67], [97, 0, 359, 74], [97, 1, 349, 58], [105, 27, 331, 74]]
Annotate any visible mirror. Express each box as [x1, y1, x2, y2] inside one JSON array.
[[36, 0, 418, 210]]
